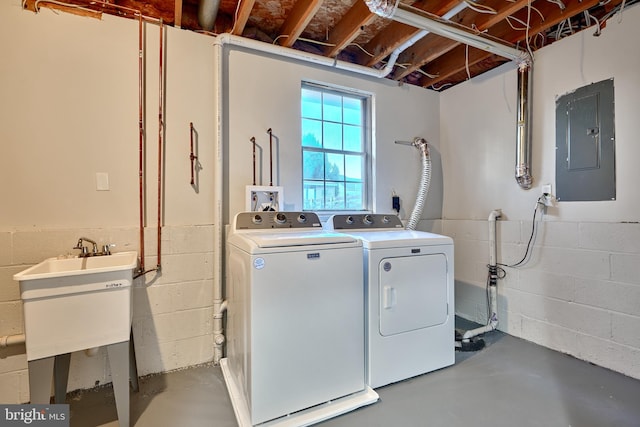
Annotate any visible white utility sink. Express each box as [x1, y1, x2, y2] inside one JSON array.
[[14, 251, 138, 361]]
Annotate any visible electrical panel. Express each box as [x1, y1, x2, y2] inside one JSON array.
[[555, 78, 615, 201]]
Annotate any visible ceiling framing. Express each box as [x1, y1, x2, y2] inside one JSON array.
[[23, 0, 635, 90]]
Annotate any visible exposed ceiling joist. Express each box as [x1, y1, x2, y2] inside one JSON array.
[[23, 0, 636, 90], [322, 0, 376, 58], [278, 0, 323, 48]]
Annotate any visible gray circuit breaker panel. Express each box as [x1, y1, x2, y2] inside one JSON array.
[[555, 78, 616, 201]]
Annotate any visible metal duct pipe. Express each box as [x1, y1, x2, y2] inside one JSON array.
[[198, 0, 221, 31], [366, 0, 534, 190], [365, 0, 531, 64], [516, 64, 533, 189]]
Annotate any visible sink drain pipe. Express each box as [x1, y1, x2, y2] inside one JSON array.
[[0, 333, 25, 348]]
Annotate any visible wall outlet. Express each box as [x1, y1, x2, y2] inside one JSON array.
[[541, 183, 553, 206]]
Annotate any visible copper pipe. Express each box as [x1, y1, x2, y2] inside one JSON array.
[[157, 19, 164, 270], [250, 136, 256, 185], [267, 128, 273, 186], [137, 12, 145, 273], [190, 123, 197, 185]]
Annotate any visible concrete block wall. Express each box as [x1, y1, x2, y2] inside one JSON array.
[[0, 225, 214, 403], [445, 218, 640, 379]]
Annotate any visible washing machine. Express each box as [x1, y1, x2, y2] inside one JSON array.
[[327, 214, 454, 389], [222, 211, 378, 427]]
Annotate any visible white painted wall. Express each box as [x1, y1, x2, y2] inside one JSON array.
[[441, 4, 640, 378], [0, 1, 216, 403], [223, 49, 443, 223]]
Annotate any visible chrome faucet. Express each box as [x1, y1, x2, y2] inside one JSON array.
[[73, 237, 99, 257]]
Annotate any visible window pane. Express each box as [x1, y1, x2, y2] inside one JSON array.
[[303, 180, 325, 210], [344, 154, 362, 181], [323, 122, 342, 150], [343, 125, 362, 152], [325, 153, 344, 180], [303, 151, 324, 180], [301, 88, 322, 119], [302, 119, 322, 147], [323, 93, 342, 122], [346, 182, 363, 210], [343, 97, 362, 125], [325, 181, 345, 210]]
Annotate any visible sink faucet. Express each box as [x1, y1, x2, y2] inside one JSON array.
[[73, 237, 99, 257]]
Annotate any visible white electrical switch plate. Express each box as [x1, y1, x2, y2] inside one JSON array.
[[542, 184, 552, 195], [96, 172, 110, 191]]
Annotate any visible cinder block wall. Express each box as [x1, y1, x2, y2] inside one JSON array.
[[446, 219, 640, 379], [0, 226, 215, 403]]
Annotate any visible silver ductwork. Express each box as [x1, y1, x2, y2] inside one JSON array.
[[365, 0, 534, 189], [198, 0, 221, 31], [516, 63, 533, 189]]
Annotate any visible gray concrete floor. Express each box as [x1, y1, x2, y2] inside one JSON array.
[[67, 325, 640, 427]]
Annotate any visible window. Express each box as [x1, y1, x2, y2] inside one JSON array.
[[301, 83, 370, 211]]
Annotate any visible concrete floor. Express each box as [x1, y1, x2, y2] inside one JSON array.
[[68, 327, 640, 427]]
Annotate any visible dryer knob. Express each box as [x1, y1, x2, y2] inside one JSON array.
[[363, 214, 374, 225], [275, 213, 287, 224], [346, 216, 354, 225], [252, 214, 263, 224], [382, 216, 390, 224], [297, 214, 307, 223]]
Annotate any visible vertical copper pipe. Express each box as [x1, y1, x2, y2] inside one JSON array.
[[157, 19, 164, 270], [190, 123, 197, 185], [250, 136, 256, 185], [138, 12, 145, 273], [267, 128, 273, 186]]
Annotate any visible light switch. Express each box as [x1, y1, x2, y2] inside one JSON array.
[[96, 172, 110, 191]]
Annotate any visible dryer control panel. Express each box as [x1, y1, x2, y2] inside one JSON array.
[[329, 214, 404, 230], [235, 211, 322, 229]]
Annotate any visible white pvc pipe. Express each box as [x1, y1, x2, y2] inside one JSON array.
[[213, 36, 225, 364], [0, 334, 26, 348], [462, 209, 501, 341]]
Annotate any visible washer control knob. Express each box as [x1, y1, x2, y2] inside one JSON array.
[[382, 215, 390, 224], [252, 214, 263, 224], [346, 216, 354, 225], [363, 214, 374, 225], [297, 214, 307, 223], [275, 213, 287, 224]]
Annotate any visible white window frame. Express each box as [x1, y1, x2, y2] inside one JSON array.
[[300, 81, 373, 213]]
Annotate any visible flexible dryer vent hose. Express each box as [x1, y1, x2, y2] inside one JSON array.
[[406, 137, 431, 231]]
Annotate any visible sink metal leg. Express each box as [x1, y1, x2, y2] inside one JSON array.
[[54, 353, 71, 404], [107, 341, 130, 427], [129, 329, 139, 392], [28, 357, 55, 404]]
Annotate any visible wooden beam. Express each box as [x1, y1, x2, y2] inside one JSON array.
[[232, 0, 256, 35], [323, 0, 376, 58], [278, 0, 323, 47], [355, 0, 462, 67], [419, 0, 622, 88], [174, 0, 183, 28]]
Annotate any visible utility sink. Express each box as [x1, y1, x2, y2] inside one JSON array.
[[14, 251, 138, 361]]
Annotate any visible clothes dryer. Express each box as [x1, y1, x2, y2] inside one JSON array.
[[222, 211, 378, 427], [327, 214, 454, 388]]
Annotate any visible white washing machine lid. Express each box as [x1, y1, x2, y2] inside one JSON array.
[[340, 229, 452, 249], [228, 229, 359, 253]]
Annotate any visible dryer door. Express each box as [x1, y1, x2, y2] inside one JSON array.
[[379, 253, 448, 336]]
